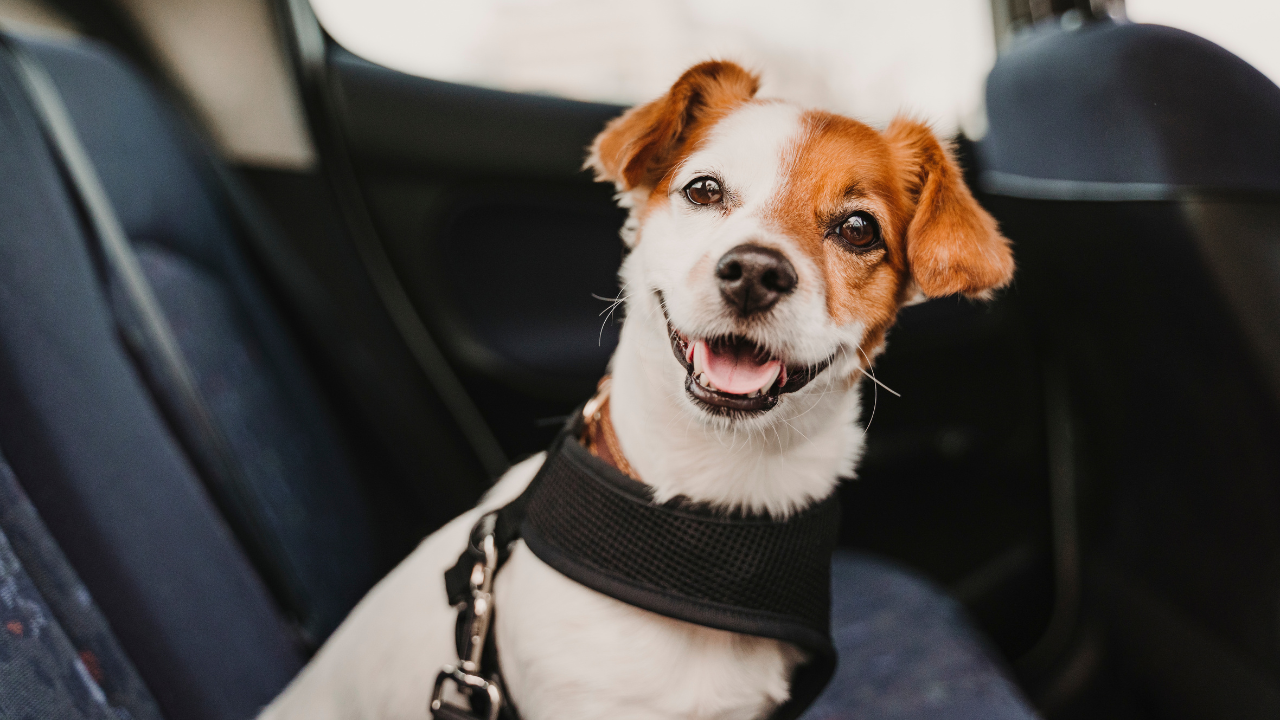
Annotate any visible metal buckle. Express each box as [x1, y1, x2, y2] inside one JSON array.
[[460, 513, 498, 672], [431, 513, 502, 719], [430, 665, 502, 720]]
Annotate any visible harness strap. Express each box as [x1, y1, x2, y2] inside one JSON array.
[[436, 405, 839, 720]]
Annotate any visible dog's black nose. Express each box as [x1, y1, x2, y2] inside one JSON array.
[[715, 244, 797, 317]]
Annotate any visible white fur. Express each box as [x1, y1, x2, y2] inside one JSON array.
[[614, 102, 866, 516], [260, 100, 871, 720]]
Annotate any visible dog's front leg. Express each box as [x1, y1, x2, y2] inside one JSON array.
[[494, 544, 805, 720], [257, 454, 547, 720]]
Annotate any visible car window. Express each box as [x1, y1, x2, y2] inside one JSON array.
[[1126, 0, 1280, 87], [309, 0, 996, 134]]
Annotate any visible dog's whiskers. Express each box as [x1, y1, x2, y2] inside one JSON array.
[[591, 290, 626, 306], [781, 417, 810, 444], [593, 291, 630, 317], [783, 373, 837, 423], [856, 347, 898, 434], [771, 423, 786, 457], [594, 286, 632, 346], [860, 366, 901, 394], [855, 360, 900, 398]]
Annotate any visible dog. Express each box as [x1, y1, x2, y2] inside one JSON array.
[[260, 60, 1013, 720]]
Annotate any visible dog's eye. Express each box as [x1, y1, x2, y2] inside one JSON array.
[[834, 212, 881, 250], [684, 177, 723, 206]]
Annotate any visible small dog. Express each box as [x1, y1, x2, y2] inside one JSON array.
[[261, 60, 1013, 720]]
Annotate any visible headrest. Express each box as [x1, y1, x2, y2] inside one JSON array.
[[978, 21, 1280, 200]]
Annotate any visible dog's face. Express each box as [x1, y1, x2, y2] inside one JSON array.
[[589, 62, 1013, 424]]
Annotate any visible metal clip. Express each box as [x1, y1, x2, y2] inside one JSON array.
[[430, 664, 502, 720], [431, 513, 502, 719], [582, 376, 611, 422], [460, 513, 498, 672]]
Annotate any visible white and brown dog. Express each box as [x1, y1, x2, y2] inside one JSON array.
[[261, 60, 1013, 720]]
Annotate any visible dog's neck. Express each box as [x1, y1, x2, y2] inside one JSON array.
[[581, 379, 636, 478], [603, 309, 866, 518]]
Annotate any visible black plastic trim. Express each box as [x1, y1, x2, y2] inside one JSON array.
[[330, 47, 624, 178]]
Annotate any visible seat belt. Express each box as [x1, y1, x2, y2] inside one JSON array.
[[0, 33, 311, 633]]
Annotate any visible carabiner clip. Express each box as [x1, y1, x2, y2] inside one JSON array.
[[430, 665, 501, 720]]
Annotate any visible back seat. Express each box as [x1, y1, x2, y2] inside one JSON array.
[[978, 20, 1280, 716], [0, 25, 1059, 720], [0, 449, 163, 720], [0, 31, 388, 720]]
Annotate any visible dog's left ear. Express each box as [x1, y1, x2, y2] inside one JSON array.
[[586, 61, 760, 192], [885, 118, 1014, 300]]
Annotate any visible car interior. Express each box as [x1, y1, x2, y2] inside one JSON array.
[[0, 0, 1276, 718]]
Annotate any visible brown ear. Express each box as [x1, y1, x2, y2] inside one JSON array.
[[586, 61, 760, 191], [885, 118, 1014, 299]]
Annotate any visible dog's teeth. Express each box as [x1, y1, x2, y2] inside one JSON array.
[[749, 390, 760, 398], [762, 364, 783, 394], [692, 341, 705, 375], [697, 372, 712, 389]]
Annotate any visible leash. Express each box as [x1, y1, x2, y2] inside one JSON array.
[[431, 381, 840, 720]]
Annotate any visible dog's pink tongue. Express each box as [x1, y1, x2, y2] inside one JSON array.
[[699, 340, 781, 395]]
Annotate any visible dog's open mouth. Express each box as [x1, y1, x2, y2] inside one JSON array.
[[663, 310, 833, 415]]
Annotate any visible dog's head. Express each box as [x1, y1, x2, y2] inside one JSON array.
[[588, 61, 1013, 423]]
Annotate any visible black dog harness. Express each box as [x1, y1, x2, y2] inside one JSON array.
[[431, 411, 840, 720]]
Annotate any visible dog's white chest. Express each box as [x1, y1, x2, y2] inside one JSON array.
[[258, 454, 802, 720], [494, 542, 804, 720]]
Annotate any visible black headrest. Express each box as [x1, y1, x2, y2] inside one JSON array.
[[978, 21, 1280, 200]]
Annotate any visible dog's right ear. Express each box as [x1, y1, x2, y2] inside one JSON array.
[[586, 61, 759, 192]]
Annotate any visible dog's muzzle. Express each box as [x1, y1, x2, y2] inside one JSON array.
[[659, 295, 834, 415]]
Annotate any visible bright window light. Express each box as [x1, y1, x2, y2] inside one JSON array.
[[309, 0, 996, 133], [1126, 0, 1280, 87]]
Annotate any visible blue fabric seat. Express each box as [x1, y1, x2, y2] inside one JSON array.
[[804, 553, 1038, 720], [20, 33, 383, 644], [0, 32, 377, 720], [0, 451, 163, 720]]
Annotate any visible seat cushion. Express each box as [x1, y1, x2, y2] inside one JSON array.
[[19, 33, 384, 642], [0, 36, 304, 720], [0, 453, 163, 720], [802, 553, 1038, 720]]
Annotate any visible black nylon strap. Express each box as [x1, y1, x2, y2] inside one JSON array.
[[441, 413, 838, 719], [444, 421, 577, 608], [523, 433, 839, 651]]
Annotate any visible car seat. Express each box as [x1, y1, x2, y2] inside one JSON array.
[[979, 19, 1280, 718], [0, 31, 387, 720]]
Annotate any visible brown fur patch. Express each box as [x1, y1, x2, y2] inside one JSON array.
[[766, 111, 912, 355], [884, 118, 1015, 299], [585, 61, 760, 191], [763, 112, 1015, 355]]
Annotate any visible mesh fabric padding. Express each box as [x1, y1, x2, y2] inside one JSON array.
[[521, 431, 839, 649], [443, 417, 841, 720]]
